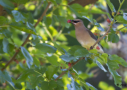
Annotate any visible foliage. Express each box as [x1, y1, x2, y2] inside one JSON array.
[[0, 0, 127, 90]]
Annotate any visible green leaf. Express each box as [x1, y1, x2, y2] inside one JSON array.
[[31, 35, 41, 45], [69, 30, 76, 38], [67, 77, 84, 90], [0, 0, 14, 9], [41, 81, 49, 90], [84, 7, 108, 14], [17, 69, 34, 82], [49, 80, 57, 89], [0, 39, 4, 53], [33, 57, 40, 67], [123, 13, 127, 20], [13, 0, 28, 4], [0, 16, 7, 25], [0, 70, 12, 83], [34, 67, 47, 75], [116, 16, 127, 24], [10, 22, 36, 34], [23, 12, 34, 23], [86, 82, 97, 90], [106, 60, 122, 88], [89, 49, 98, 54], [14, 83, 22, 89], [74, 48, 90, 58], [49, 0, 57, 5], [27, 73, 44, 89], [2, 38, 14, 53], [99, 53, 108, 63], [46, 55, 59, 66], [44, 17, 52, 26], [96, 60, 107, 72], [26, 22, 36, 33], [41, 80, 57, 90], [80, 79, 97, 90], [69, 6, 81, 17], [48, 26, 58, 37], [109, 55, 127, 67], [53, 41, 67, 54], [60, 54, 75, 62], [94, 22, 104, 31], [55, 79, 64, 90], [82, 16, 93, 23], [1, 29, 12, 38], [68, 45, 84, 55], [21, 46, 33, 68], [35, 43, 57, 53], [108, 33, 119, 43], [69, 4, 85, 17], [46, 66, 58, 80], [106, 0, 116, 12], [2, 38, 9, 53], [51, 15, 58, 25], [86, 58, 93, 64], [12, 10, 26, 22], [57, 16, 70, 28], [56, 0, 62, 4]]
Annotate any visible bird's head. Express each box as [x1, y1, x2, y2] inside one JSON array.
[[67, 19, 84, 27]]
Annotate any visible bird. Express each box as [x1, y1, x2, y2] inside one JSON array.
[[67, 19, 104, 53]]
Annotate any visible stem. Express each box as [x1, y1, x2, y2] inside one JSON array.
[[0, 25, 8, 28], [117, 25, 127, 31], [85, 68, 90, 73], [1, 2, 51, 71], [118, 0, 121, 4], [43, 25, 53, 41], [54, 26, 64, 41]]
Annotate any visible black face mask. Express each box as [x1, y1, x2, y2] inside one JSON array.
[[72, 20, 80, 23]]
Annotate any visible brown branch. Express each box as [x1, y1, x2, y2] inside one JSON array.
[[55, 57, 84, 81], [92, 26, 112, 48], [1, 2, 51, 71]]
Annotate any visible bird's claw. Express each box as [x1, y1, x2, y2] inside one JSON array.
[[90, 46, 93, 50]]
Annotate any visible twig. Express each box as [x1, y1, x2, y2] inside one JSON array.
[[1, 2, 51, 71], [92, 26, 112, 48], [55, 57, 84, 81]]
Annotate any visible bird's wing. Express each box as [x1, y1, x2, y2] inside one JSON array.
[[86, 29, 97, 41], [86, 29, 104, 51]]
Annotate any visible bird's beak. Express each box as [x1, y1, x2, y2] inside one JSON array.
[[67, 20, 74, 24]]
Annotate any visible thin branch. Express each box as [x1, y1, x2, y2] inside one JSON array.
[[54, 26, 64, 41], [55, 57, 84, 81], [1, 2, 51, 71], [117, 25, 127, 31], [92, 26, 112, 48], [34, 2, 51, 27]]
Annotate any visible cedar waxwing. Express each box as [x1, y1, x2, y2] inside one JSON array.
[[67, 19, 104, 53]]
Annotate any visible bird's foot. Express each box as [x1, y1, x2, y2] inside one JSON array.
[[90, 46, 93, 50]]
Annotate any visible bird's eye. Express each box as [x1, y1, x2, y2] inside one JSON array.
[[73, 20, 80, 23]]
